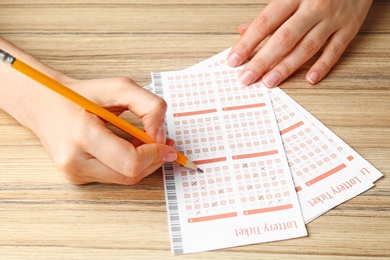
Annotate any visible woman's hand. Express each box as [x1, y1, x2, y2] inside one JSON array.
[[35, 77, 177, 185], [228, 0, 373, 87], [0, 38, 177, 185]]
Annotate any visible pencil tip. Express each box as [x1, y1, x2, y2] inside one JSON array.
[[183, 159, 203, 172]]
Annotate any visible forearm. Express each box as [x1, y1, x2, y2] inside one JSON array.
[[0, 37, 74, 131]]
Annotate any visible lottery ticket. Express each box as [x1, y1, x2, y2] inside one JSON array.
[[152, 67, 307, 254], [147, 48, 382, 253], [177, 49, 381, 221], [275, 88, 383, 184], [144, 48, 231, 93], [268, 88, 375, 222]]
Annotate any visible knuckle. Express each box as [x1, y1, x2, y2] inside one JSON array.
[[251, 56, 268, 72], [123, 159, 141, 178], [57, 159, 75, 175], [252, 15, 272, 37], [115, 77, 136, 89], [118, 160, 142, 185], [71, 112, 98, 146], [56, 154, 82, 184], [317, 60, 332, 74], [279, 61, 294, 75], [153, 96, 168, 112], [236, 39, 252, 56], [300, 39, 319, 57], [143, 97, 167, 122], [123, 176, 138, 186], [274, 30, 295, 49], [63, 173, 86, 185], [54, 144, 79, 174], [307, 0, 330, 13], [327, 42, 344, 60]]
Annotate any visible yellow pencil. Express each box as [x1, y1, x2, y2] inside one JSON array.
[[0, 49, 202, 172]]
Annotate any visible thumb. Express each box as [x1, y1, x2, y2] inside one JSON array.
[[136, 143, 178, 168], [124, 143, 177, 185]]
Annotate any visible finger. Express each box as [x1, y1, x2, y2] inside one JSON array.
[[115, 80, 167, 143], [76, 77, 168, 143], [83, 156, 164, 185], [123, 144, 177, 185], [237, 22, 251, 35], [153, 124, 167, 144], [63, 157, 135, 185], [238, 8, 321, 85], [306, 29, 354, 85], [63, 147, 173, 185], [228, 1, 299, 68], [261, 22, 334, 88], [78, 110, 177, 179]]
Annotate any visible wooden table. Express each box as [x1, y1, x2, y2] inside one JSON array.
[[0, 1, 389, 258]]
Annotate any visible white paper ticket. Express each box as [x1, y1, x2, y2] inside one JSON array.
[[168, 49, 381, 221], [275, 88, 383, 184], [147, 48, 382, 253], [268, 88, 375, 222], [152, 67, 307, 254]]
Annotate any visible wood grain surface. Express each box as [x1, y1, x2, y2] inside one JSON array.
[[0, 1, 389, 259]]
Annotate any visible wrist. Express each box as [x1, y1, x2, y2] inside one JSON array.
[[0, 38, 76, 133]]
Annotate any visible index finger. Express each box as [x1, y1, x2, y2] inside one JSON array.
[[122, 82, 168, 143], [228, 0, 299, 67], [80, 111, 176, 181], [83, 77, 168, 143]]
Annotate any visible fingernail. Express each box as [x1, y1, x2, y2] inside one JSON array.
[[227, 53, 241, 67], [238, 70, 255, 85], [164, 151, 177, 162], [156, 125, 166, 144], [263, 72, 280, 88], [307, 71, 319, 84], [166, 139, 176, 147]]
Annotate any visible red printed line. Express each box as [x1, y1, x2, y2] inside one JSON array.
[[193, 157, 227, 165], [188, 212, 237, 223], [173, 109, 217, 117], [347, 155, 354, 161], [222, 103, 265, 111], [232, 150, 278, 160], [280, 121, 304, 135], [244, 204, 293, 215], [295, 186, 302, 192], [305, 163, 347, 186]]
